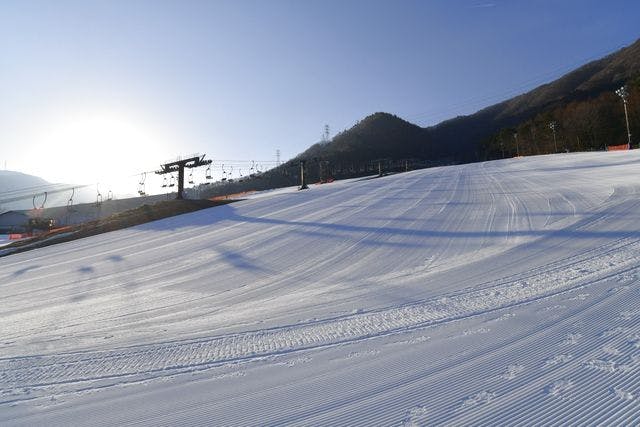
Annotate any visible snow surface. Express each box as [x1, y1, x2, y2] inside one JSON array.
[[3, 151, 640, 425], [0, 235, 13, 248]]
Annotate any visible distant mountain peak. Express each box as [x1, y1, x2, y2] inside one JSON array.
[[0, 170, 49, 188], [297, 37, 640, 164]]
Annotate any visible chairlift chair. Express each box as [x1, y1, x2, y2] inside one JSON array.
[[67, 187, 75, 207], [137, 172, 147, 195], [33, 191, 48, 210]]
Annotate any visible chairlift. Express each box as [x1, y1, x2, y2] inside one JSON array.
[[161, 176, 168, 188], [221, 164, 227, 181], [33, 191, 48, 210], [205, 165, 212, 180], [169, 175, 176, 187], [96, 188, 103, 206], [107, 190, 113, 201], [67, 187, 75, 207], [188, 171, 194, 184], [137, 172, 147, 195]]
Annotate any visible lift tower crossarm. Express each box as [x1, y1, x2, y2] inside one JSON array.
[[155, 154, 212, 200]]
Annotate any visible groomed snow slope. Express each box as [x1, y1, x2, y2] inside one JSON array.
[[3, 151, 640, 425]]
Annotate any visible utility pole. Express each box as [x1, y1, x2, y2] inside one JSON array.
[[299, 159, 308, 190], [549, 121, 558, 153], [616, 85, 632, 147], [156, 154, 212, 200]]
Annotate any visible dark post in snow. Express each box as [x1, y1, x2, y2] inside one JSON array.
[[549, 121, 558, 153], [156, 154, 212, 200], [299, 159, 308, 190]]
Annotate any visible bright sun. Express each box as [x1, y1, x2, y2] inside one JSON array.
[[38, 113, 171, 190]]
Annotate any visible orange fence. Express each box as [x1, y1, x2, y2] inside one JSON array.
[[210, 190, 256, 201], [607, 144, 630, 151], [9, 233, 32, 240], [49, 226, 72, 233]]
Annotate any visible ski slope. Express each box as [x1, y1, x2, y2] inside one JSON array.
[[3, 151, 640, 425]]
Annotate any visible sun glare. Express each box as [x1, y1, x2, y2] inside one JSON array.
[[37, 113, 170, 190]]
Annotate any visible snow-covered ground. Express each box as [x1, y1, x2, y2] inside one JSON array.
[[0, 235, 12, 248], [3, 151, 640, 425]]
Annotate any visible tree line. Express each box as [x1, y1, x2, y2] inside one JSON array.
[[482, 77, 640, 158]]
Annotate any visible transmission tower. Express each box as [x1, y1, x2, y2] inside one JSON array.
[[322, 124, 330, 143]]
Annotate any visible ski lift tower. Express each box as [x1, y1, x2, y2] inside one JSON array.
[[156, 154, 212, 200]]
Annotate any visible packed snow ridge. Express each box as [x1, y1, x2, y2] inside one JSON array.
[[3, 151, 640, 426]]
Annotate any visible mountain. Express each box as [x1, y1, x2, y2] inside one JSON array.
[[0, 171, 96, 212], [294, 37, 640, 164], [0, 170, 49, 193], [430, 37, 640, 160], [300, 113, 427, 162], [0, 171, 51, 211]]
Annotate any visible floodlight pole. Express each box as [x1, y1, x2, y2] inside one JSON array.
[[299, 159, 308, 190], [616, 86, 632, 147]]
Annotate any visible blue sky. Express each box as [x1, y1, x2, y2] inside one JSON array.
[[1, 0, 639, 186]]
